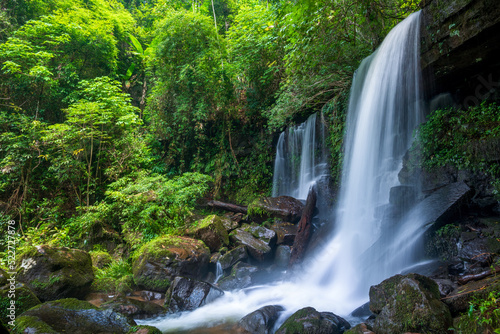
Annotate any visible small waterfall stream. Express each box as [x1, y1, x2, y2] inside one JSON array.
[[140, 11, 425, 333]]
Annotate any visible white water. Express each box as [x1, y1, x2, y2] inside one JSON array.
[[140, 11, 424, 333], [272, 113, 328, 199]]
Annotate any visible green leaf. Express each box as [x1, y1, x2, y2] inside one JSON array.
[[128, 33, 144, 55]]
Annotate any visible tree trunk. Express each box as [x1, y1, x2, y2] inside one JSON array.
[[207, 200, 248, 214], [289, 186, 317, 267]]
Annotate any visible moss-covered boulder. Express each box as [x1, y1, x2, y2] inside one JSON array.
[[187, 215, 230, 252], [230, 228, 273, 262], [248, 196, 304, 224], [0, 282, 40, 326], [237, 305, 284, 334], [132, 236, 210, 292], [17, 245, 94, 301], [100, 295, 167, 319], [275, 307, 351, 334], [164, 276, 224, 313], [90, 250, 114, 269], [370, 273, 452, 334], [344, 323, 375, 334], [219, 245, 248, 270], [270, 222, 297, 245], [242, 225, 277, 249], [13, 298, 136, 334]]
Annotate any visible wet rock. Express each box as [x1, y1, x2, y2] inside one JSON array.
[[139, 290, 165, 301], [369, 273, 452, 334], [0, 282, 41, 325], [344, 323, 375, 334], [14, 298, 136, 333], [270, 222, 297, 245], [165, 276, 224, 313], [432, 278, 455, 298], [389, 185, 418, 207], [248, 196, 304, 223], [274, 245, 291, 269], [187, 215, 230, 252], [276, 307, 351, 334], [237, 305, 285, 334], [230, 229, 273, 262], [132, 236, 210, 292], [457, 231, 499, 266], [100, 296, 167, 319], [443, 274, 500, 315], [219, 245, 248, 270], [17, 245, 94, 301], [350, 302, 373, 318], [218, 262, 258, 291]]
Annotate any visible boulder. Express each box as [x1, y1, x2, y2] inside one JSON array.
[[187, 215, 230, 252], [90, 250, 113, 269], [443, 274, 500, 315], [270, 222, 297, 245], [369, 273, 452, 334], [276, 307, 351, 334], [14, 298, 136, 334], [457, 231, 500, 266], [219, 245, 248, 270], [126, 325, 162, 334], [242, 225, 277, 249], [132, 236, 210, 292], [237, 305, 285, 334], [218, 262, 258, 291], [17, 245, 94, 301], [0, 282, 41, 325], [165, 276, 224, 313], [230, 229, 273, 262], [248, 196, 304, 223], [99, 296, 167, 319]]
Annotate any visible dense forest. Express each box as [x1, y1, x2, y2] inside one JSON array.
[[0, 0, 418, 251]]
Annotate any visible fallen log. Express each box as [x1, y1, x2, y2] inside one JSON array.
[[289, 186, 317, 267], [458, 266, 500, 285], [208, 200, 248, 214]]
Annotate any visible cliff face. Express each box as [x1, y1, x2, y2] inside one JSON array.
[[420, 0, 500, 107]]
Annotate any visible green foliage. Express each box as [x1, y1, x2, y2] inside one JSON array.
[[92, 258, 134, 293], [416, 102, 500, 196], [454, 291, 500, 333]]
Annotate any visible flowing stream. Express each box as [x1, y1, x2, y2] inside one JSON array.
[[140, 11, 424, 332]]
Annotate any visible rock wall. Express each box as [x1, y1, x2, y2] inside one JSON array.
[[420, 0, 500, 107]]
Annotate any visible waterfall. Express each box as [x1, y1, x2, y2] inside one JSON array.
[[139, 11, 424, 332], [272, 113, 328, 200]]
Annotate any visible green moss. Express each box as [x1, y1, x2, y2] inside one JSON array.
[[13, 315, 58, 334], [132, 235, 206, 263], [127, 325, 163, 334], [89, 250, 113, 268]]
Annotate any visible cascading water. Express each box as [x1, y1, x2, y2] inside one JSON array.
[[140, 11, 425, 332], [272, 113, 328, 199]]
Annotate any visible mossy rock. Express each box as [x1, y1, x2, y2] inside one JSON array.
[[0, 282, 41, 326], [248, 196, 304, 224], [219, 245, 248, 270], [164, 276, 224, 313], [187, 215, 230, 252], [229, 228, 273, 263], [371, 273, 452, 334], [0, 268, 8, 286], [275, 307, 351, 334], [132, 236, 210, 292], [100, 295, 167, 319], [344, 323, 375, 334], [16, 245, 94, 302], [13, 298, 136, 333]]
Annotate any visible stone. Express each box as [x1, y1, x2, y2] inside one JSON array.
[[350, 302, 373, 318], [14, 298, 136, 334], [187, 215, 230, 252], [132, 236, 210, 292], [0, 283, 41, 325], [274, 245, 291, 269], [230, 229, 273, 262], [237, 305, 285, 334], [165, 276, 224, 313], [243, 225, 277, 249], [219, 245, 248, 270], [126, 325, 162, 334], [218, 262, 258, 291], [432, 278, 455, 298], [0, 268, 7, 286], [344, 323, 375, 334], [369, 273, 452, 334], [457, 231, 499, 266], [17, 245, 94, 302], [248, 196, 304, 223], [99, 295, 167, 319], [90, 250, 113, 269], [270, 222, 297, 245], [276, 307, 351, 334]]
